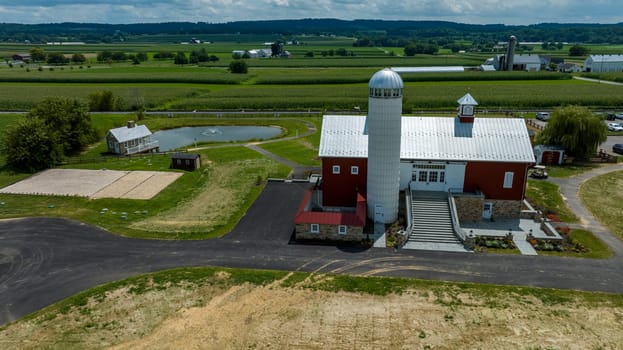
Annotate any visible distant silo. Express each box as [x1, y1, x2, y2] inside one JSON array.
[[366, 68, 403, 224], [506, 35, 517, 71]]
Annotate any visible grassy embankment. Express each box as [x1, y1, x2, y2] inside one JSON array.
[[1, 266, 622, 349], [580, 170, 623, 241]]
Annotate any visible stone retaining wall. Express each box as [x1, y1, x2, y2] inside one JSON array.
[[453, 193, 523, 222], [489, 199, 523, 219], [296, 224, 364, 241], [453, 194, 484, 222]]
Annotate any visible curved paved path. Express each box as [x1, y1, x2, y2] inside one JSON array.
[[2, 179, 623, 326], [549, 164, 623, 257]]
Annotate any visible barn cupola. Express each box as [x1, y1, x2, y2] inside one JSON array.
[[457, 93, 478, 123]]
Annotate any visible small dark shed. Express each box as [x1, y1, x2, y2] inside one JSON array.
[[171, 153, 201, 171]]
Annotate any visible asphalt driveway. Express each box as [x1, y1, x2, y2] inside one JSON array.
[[1, 181, 623, 326]]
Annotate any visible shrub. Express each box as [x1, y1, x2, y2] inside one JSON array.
[[229, 60, 248, 74]]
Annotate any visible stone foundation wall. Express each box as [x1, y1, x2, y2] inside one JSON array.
[[295, 224, 365, 241], [454, 195, 484, 223], [489, 199, 522, 219], [453, 194, 523, 222]]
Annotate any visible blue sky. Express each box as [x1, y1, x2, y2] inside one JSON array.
[[0, 0, 621, 25]]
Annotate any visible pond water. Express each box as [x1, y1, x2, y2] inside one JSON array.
[[152, 126, 282, 151]]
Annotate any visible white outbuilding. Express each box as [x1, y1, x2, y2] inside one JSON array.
[[584, 55, 623, 73]]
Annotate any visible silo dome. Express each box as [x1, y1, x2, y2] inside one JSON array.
[[369, 68, 403, 89]]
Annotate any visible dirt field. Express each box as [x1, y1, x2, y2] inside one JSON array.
[[0, 169, 182, 200], [2, 272, 621, 350], [131, 159, 280, 233]]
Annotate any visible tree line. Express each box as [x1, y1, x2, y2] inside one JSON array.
[[2, 20, 623, 44], [7, 47, 220, 66]]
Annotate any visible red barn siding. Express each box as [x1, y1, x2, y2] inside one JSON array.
[[321, 157, 367, 207], [464, 161, 530, 200]]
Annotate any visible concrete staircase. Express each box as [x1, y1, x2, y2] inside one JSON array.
[[404, 191, 467, 252]]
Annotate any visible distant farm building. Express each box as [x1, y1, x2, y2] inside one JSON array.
[[534, 145, 565, 165], [231, 48, 290, 58], [489, 54, 542, 71], [559, 63, 582, 73], [12, 53, 31, 62], [106, 121, 159, 155], [171, 153, 201, 171], [584, 55, 623, 73]]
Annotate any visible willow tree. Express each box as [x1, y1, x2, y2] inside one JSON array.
[[537, 105, 607, 160]]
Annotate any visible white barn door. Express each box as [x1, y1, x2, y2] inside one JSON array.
[[408, 162, 465, 192]]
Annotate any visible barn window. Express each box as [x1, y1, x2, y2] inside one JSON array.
[[338, 225, 347, 235], [332, 165, 341, 174], [351, 166, 359, 175], [310, 224, 320, 233], [503, 172, 514, 189], [429, 172, 438, 182]]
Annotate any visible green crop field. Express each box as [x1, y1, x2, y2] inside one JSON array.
[[1, 39, 623, 111], [0, 82, 208, 110]]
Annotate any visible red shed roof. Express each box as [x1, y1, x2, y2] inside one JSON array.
[[294, 189, 366, 227]]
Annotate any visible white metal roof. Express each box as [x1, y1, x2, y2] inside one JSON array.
[[513, 54, 541, 64], [587, 54, 623, 63], [108, 124, 152, 143], [319, 116, 369, 158], [457, 93, 478, 106], [319, 115, 535, 163]]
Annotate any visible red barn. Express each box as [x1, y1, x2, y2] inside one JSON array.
[[295, 87, 535, 243]]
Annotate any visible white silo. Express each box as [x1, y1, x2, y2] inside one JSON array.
[[366, 68, 403, 224]]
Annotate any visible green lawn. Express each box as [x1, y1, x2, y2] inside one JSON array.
[[580, 170, 623, 240], [538, 229, 612, 259], [0, 116, 296, 239], [257, 116, 322, 167], [526, 179, 577, 223], [545, 164, 600, 178]]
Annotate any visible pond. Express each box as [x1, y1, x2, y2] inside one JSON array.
[[152, 126, 283, 151]]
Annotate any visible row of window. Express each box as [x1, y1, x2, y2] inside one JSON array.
[[332, 165, 514, 188], [310, 224, 347, 235], [413, 164, 446, 170], [332, 165, 359, 175], [412, 171, 446, 183], [369, 88, 402, 98]]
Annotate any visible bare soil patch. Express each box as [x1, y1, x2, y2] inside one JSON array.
[[130, 159, 278, 233], [2, 276, 621, 350], [0, 169, 126, 197], [0, 169, 181, 200]]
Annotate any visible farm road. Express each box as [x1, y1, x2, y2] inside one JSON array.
[[2, 179, 623, 326], [548, 163, 623, 256]]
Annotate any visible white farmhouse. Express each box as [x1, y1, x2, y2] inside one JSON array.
[[106, 121, 159, 155]]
